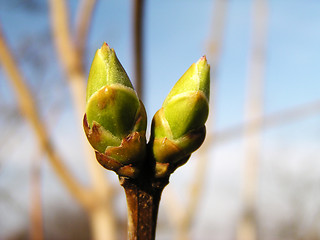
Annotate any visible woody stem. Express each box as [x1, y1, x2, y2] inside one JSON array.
[[119, 175, 168, 240]]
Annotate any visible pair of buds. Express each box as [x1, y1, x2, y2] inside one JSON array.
[[83, 43, 210, 179]]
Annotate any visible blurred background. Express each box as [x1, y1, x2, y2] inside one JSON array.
[[1, 0, 320, 239]]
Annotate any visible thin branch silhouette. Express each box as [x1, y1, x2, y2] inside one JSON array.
[[133, 0, 145, 99]]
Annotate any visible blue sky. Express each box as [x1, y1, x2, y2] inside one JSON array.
[[1, 0, 319, 132], [1, 0, 320, 238]]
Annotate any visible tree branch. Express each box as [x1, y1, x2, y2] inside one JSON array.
[[30, 151, 43, 240], [120, 176, 169, 240], [180, 0, 229, 233], [0, 27, 91, 209], [206, 99, 320, 145], [237, 0, 268, 239], [163, 1, 228, 239], [74, 0, 97, 61], [48, 1, 118, 239], [48, 0, 83, 77], [133, 0, 145, 100]]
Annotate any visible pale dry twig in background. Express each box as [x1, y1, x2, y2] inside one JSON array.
[[163, 0, 228, 239], [0, 25, 91, 209], [207, 99, 320, 145], [48, 0, 117, 239], [30, 150, 43, 240], [237, 0, 268, 239], [75, 0, 97, 61]]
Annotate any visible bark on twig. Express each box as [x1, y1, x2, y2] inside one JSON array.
[[133, 0, 145, 100], [120, 176, 169, 240]]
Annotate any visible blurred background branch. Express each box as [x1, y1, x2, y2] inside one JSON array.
[[237, 0, 268, 239], [133, 0, 145, 100], [1, 1, 320, 239], [163, 0, 228, 239], [0, 25, 91, 208], [75, 0, 97, 61], [207, 99, 320, 145], [30, 150, 43, 240], [48, 0, 117, 239]]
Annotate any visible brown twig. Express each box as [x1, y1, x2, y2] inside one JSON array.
[[120, 176, 169, 240], [133, 0, 145, 99]]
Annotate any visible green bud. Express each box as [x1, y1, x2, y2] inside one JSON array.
[[86, 43, 134, 102], [83, 43, 147, 178], [150, 56, 210, 178]]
